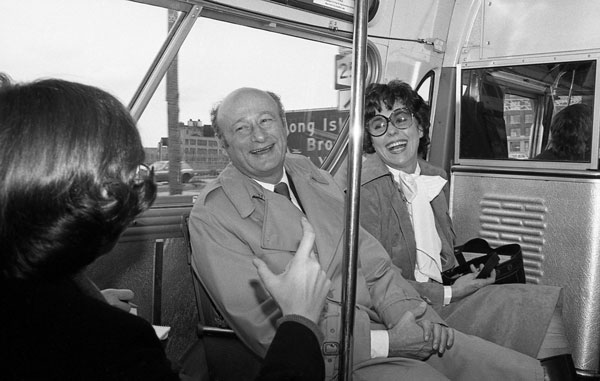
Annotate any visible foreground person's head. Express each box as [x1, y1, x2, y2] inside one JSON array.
[[0, 78, 156, 281]]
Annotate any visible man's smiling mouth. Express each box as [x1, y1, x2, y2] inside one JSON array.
[[250, 143, 275, 155]]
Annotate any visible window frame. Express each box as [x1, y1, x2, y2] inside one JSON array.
[[455, 56, 600, 171]]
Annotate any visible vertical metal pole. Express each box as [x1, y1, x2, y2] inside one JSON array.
[[339, 0, 369, 380]]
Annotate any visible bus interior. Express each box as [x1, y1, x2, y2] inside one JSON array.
[[3, 0, 600, 379]]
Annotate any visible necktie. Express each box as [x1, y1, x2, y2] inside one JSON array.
[[274, 182, 291, 201]]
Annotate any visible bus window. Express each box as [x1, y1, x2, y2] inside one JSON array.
[[458, 60, 596, 168], [416, 71, 435, 106], [1, 1, 350, 199], [0, 0, 165, 112], [138, 13, 349, 197]]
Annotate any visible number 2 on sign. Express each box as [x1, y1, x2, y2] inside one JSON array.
[[338, 62, 352, 79], [335, 54, 352, 90]]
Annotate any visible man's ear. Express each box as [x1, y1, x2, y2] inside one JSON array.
[[218, 136, 229, 150], [282, 118, 289, 137]]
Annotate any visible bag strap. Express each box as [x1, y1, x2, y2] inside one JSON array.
[[453, 246, 468, 266]]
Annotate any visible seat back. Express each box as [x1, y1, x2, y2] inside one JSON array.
[[180, 214, 262, 381]]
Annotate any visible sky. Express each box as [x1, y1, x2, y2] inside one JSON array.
[[0, 0, 341, 147]]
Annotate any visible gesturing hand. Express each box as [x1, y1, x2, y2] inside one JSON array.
[[252, 217, 332, 324]]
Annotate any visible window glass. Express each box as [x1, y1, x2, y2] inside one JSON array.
[[0, 0, 165, 105], [2, 2, 350, 197], [140, 16, 348, 196], [417, 72, 435, 105], [460, 61, 596, 163]]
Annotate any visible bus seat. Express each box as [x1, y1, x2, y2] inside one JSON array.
[[180, 214, 262, 381]]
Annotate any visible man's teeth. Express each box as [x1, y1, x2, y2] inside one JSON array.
[[251, 144, 273, 154]]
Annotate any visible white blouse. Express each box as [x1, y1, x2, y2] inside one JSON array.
[[387, 163, 447, 283]]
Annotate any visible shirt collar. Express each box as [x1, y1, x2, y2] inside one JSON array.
[[254, 171, 289, 192], [386, 162, 421, 183]]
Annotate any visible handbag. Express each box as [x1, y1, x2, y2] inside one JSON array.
[[441, 238, 526, 285]]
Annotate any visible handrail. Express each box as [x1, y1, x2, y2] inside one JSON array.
[[339, 0, 369, 379], [128, 4, 201, 121]]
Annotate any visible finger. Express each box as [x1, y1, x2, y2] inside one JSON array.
[[117, 300, 132, 312], [314, 270, 332, 292], [431, 323, 442, 350], [421, 319, 433, 342], [101, 288, 134, 302], [290, 217, 316, 264], [314, 277, 333, 311], [252, 257, 277, 289], [446, 327, 455, 349], [114, 289, 135, 301], [436, 325, 447, 353], [469, 264, 478, 273]]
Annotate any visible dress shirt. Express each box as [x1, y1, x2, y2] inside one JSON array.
[[255, 172, 302, 211]]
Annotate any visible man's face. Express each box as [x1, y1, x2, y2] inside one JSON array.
[[218, 88, 288, 184]]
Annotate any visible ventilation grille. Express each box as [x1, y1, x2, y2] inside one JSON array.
[[477, 194, 547, 284]]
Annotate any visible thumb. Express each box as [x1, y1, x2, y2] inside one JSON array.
[[253, 257, 278, 289], [110, 289, 135, 301]]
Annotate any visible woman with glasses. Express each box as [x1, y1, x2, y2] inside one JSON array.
[[336, 80, 575, 379]]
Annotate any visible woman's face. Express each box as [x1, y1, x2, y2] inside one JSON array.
[[370, 100, 423, 173]]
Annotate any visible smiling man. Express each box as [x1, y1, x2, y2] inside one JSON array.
[[188, 87, 545, 381], [213, 88, 289, 184]]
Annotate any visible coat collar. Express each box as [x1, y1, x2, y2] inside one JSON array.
[[360, 154, 446, 186], [216, 154, 329, 219], [212, 154, 342, 273]]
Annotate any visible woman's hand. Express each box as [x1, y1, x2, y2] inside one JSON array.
[[451, 264, 495, 301], [252, 217, 332, 323]]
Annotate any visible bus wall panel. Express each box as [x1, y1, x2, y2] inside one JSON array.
[[450, 170, 600, 373]]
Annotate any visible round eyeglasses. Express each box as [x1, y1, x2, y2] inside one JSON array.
[[366, 108, 413, 137]]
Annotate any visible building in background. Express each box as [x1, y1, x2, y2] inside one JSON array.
[[144, 119, 228, 173]]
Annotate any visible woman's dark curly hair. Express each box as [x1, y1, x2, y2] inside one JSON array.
[[363, 80, 431, 157], [0, 79, 156, 281]]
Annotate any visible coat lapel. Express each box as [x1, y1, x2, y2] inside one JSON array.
[[294, 175, 345, 277], [261, 194, 305, 252], [362, 154, 419, 274], [220, 155, 345, 276], [285, 158, 345, 276]]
